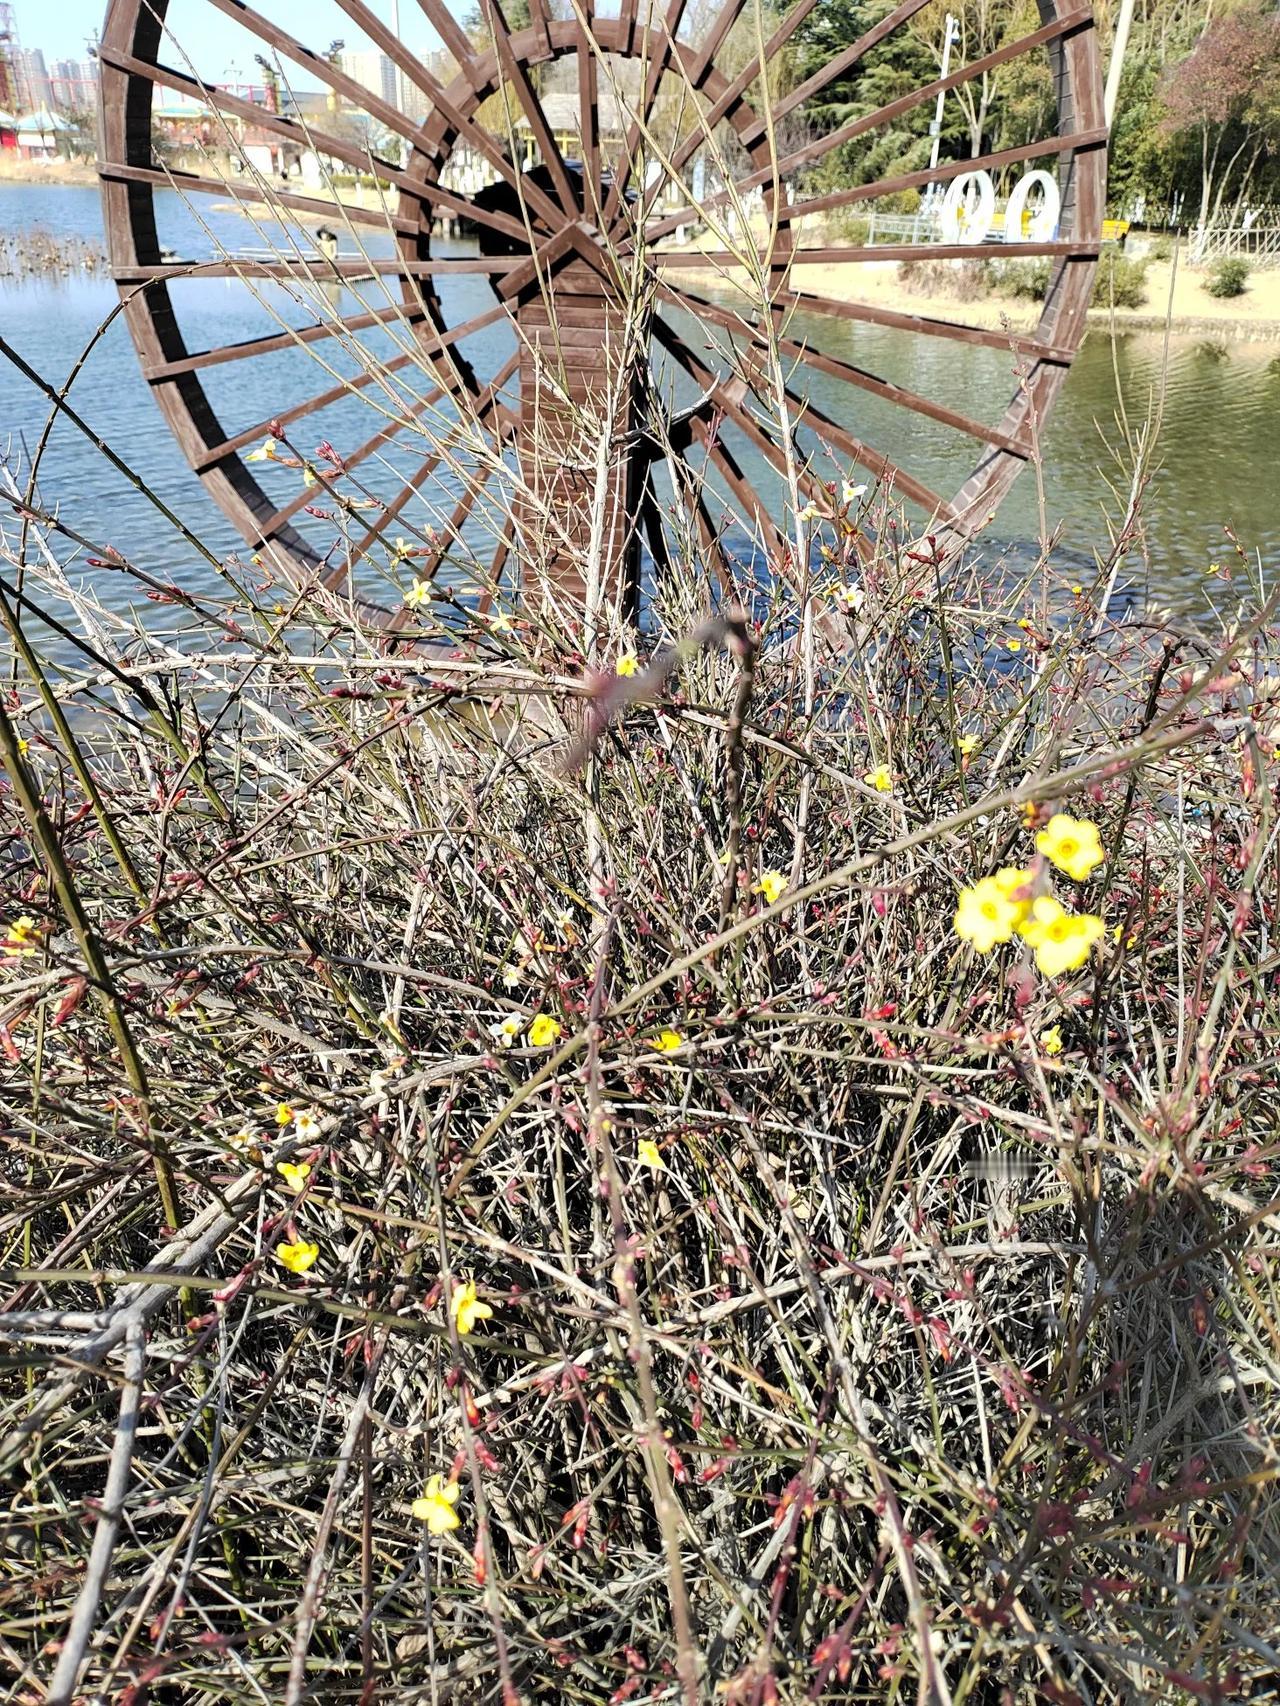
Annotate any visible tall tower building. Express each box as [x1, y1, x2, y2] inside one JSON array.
[[338, 50, 397, 112]]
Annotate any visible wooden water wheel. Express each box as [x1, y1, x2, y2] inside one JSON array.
[[97, 0, 1105, 621]]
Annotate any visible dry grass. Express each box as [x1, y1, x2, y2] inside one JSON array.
[[2, 461, 1279, 1706]]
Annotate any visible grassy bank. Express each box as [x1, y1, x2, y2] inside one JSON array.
[[2, 470, 1279, 1703], [661, 247, 1280, 341]]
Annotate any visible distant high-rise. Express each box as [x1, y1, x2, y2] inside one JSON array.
[[338, 50, 397, 113], [18, 45, 51, 110], [49, 55, 98, 111]]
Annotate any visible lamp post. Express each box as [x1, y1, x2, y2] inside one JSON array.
[[390, 0, 404, 113]]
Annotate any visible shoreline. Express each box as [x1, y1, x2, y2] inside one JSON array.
[[5, 169, 1278, 341]]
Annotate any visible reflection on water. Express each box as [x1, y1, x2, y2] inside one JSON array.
[[2, 182, 1277, 618]]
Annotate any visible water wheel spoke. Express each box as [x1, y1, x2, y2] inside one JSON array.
[[773, 289, 1077, 366], [660, 282, 1029, 456], [344, 352, 521, 561], [203, 0, 427, 151], [775, 129, 1109, 232], [575, 3, 602, 218], [261, 381, 451, 537], [384, 462, 502, 628], [651, 317, 826, 513], [697, 428, 786, 558], [472, 0, 582, 221], [409, 0, 488, 93], [146, 300, 508, 385], [648, 7, 1094, 242], [111, 258, 525, 281], [617, 0, 640, 55], [95, 42, 534, 249], [601, 0, 693, 228], [193, 351, 422, 471], [736, 0, 936, 150], [663, 0, 823, 184], [97, 161, 414, 234], [333, 0, 566, 235], [652, 239, 1099, 270], [660, 306, 954, 516]]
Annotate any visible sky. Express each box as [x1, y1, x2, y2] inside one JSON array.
[[10, 1, 451, 81]]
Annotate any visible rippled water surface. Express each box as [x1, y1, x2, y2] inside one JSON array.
[[3, 183, 1278, 616]]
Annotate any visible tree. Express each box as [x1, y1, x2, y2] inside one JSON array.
[[1159, 3, 1280, 231]]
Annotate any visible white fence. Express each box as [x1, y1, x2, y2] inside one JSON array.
[[1190, 223, 1280, 267]]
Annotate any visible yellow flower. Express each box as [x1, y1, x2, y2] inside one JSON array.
[[276, 1239, 319, 1275], [17, 738, 29, 757], [957, 734, 979, 756], [277, 1160, 311, 1192], [294, 1108, 320, 1140], [450, 1279, 493, 1336], [302, 464, 318, 488], [864, 765, 893, 793], [246, 436, 278, 463], [405, 578, 430, 608], [616, 652, 639, 677], [412, 1474, 461, 1534], [829, 582, 864, 612], [954, 878, 1023, 954], [274, 1102, 294, 1126], [1006, 638, 1022, 653], [1036, 813, 1104, 882], [755, 870, 788, 905], [228, 1129, 255, 1151], [1018, 897, 1104, 978], [1070, 583, 1083, 596], [489, 1014, 522, 1048], [798, 501, 820, 522], [4, 915, 37, 956], [637, 1138, 666, 1171], [992, 866, 1034, 923], [841, 479, 867, 506], [650, 1028, 683, 1054], [528, 1013, 561, 1047], [1039, 1024, 1064, 1056], [391, 536, 414, 559]]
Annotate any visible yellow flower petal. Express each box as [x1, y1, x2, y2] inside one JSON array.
[[413, 1474, 462, 1534], [276, 1161, 311, 1192], [954, 878, 1021, 954], [755, 870, 788, 905], [1039, 1024, 1064, 1056], [450, 1280, 494, 1336], [864, 765, 893, 793], [615, 652, 639, 677], [1036, 813, 1104, 883], [637, 1137, 666, 1171], [528, 1013, 561, 1047], [649, 1027, 683, 1054], [276, 1239, 319, 1275]]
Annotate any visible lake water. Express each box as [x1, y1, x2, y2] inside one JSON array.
[[2, 182, 1278, 618]]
